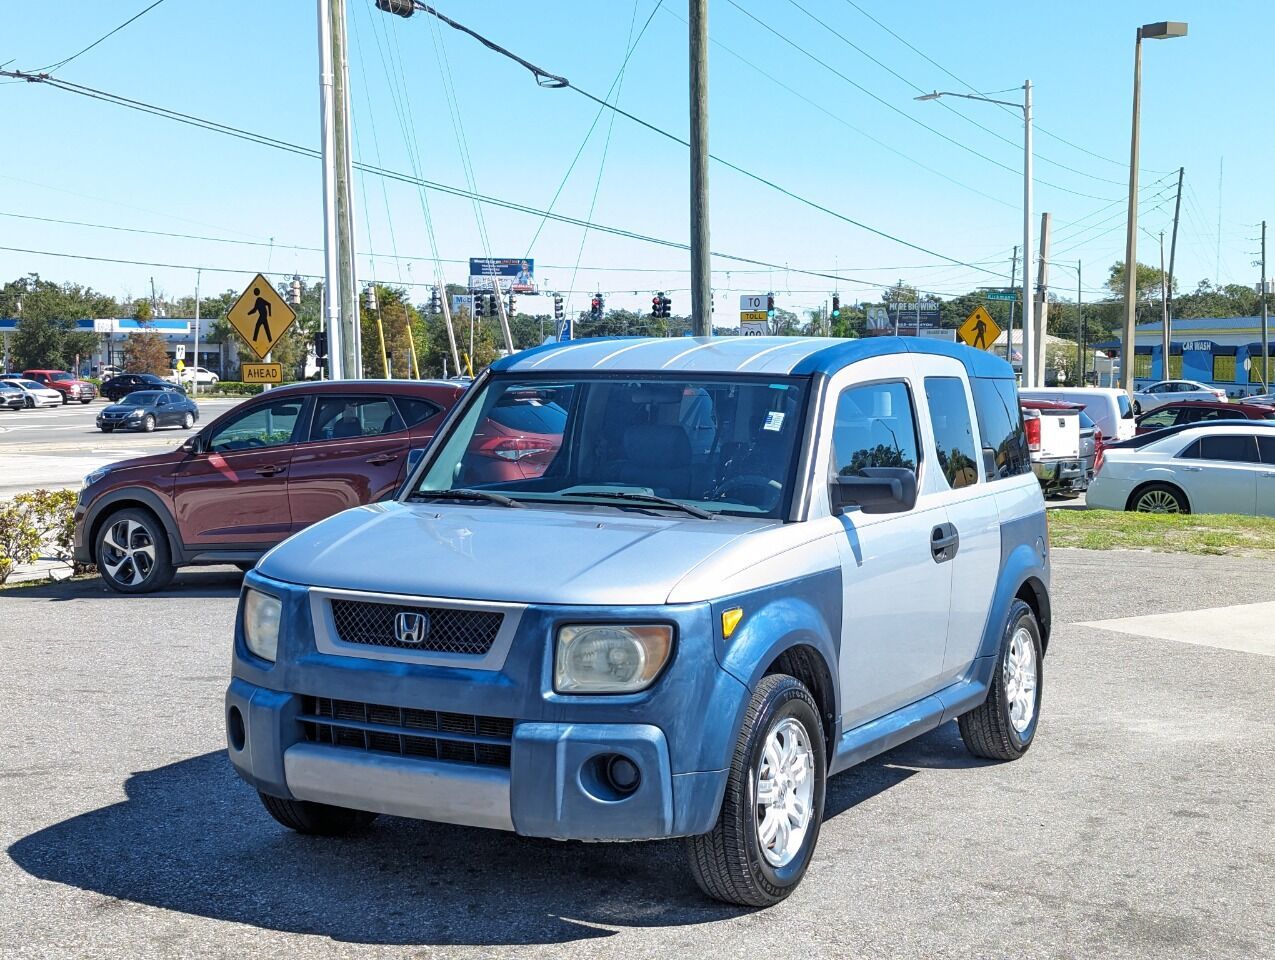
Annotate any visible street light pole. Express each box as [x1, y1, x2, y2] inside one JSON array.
[[917, 82, 1032, 384], [689, 0, 712, 337], [1120, 20, 1188, 394]]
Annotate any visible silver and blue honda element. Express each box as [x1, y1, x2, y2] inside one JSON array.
[[226, 335, 1049, 906]]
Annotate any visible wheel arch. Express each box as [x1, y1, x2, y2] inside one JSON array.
[[86, 488, 184, 564], [1014, 576, 1052, 653], [1125, 479, 1190, 513], [762, 642, 838, 755]]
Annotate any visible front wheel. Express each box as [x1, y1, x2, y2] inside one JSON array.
[[80, 398, 92, 404], [686, 674, 826, 907], [94, 507, 175, 594], [182, 412, 195, 429], [958, 599, 1043, 761], [142, 414, 156, 433], [258, 792, 378, 835], [99, 425, 114, 433]]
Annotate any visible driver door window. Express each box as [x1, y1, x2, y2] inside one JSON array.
[[831, 381, 920, 477], [208, 399, 304, 452]]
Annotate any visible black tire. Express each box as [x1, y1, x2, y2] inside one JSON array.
[[1132, 401, 1142, 415], [80, 398, 92, 404], [1127, 482, 1189, 514], [61, 395, 69, 405], [182, 412, 195, 429], [94, 507, 176, 594], [99, 425, 114, 432], [958, 599, 1044, 761], [24, 396, 33, 409], [142, 414, 156, 433], [258, 791, 379, 836], [686, 674, 827, 907]]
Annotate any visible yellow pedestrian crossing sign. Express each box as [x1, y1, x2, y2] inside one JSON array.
[[227, 274, 297, 361], [958, 304, 1000, 351]]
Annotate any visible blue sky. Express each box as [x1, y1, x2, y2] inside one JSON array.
[[0, 1, 1265, 320]]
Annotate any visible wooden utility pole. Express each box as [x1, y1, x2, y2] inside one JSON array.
[[1166, 166, 1184, 346], [689, 0, 711, 337], [1262, 220, 1269, 390]]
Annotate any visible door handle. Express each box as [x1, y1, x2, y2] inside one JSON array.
[[365, 453, 398, 465], [1262, 472, 1275, 478], [1182, 466, 1203, 472], [931, 523, 960, 563], [254, 465, 286, 477]]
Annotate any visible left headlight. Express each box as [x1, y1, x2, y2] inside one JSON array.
[[83, 468, 109, 488], [554, 624, 673, 694], [243, 588, 282, 662]]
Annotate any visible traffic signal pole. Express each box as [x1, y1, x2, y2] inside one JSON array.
[[689, 0, 712, 337]]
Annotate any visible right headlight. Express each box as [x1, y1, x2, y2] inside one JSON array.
[[242, 588, 282, 662], [554, 624, 673, 694]]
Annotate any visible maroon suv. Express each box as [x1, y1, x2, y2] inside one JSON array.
[[23, 369, 98, 403], [74, 379, 465, 593], [1134, 399, 1275, 434]]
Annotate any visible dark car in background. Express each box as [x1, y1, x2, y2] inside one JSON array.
[[74, 379, 466, 593], [97, 390, 200, 432], [101, 373, 187, 402], [1134, 399, 1275, 434]]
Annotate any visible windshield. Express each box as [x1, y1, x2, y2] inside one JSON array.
[[121, 391, 160, 405], [1117, 395, 1133, 418], [413, 374, 810, 518], [50, 372, 74, 382]]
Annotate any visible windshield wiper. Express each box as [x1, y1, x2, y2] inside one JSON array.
[[409, 488, 524, 508], [561, 490, 715, 520]]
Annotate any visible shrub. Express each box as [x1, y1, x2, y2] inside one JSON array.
[[0, 488, 90, 583], [207, 381, 265, 396], [0, 500, 41, 584]]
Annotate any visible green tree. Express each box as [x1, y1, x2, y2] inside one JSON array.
[[1106, 261, 1175, 303], [2, 274, 119, 370]]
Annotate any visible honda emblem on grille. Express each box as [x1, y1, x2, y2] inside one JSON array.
[[393, 610, 430, 645]]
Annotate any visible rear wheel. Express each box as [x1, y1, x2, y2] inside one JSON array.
[[258, 792, 378, 835], [1129, 482, 1188, 514], [94, 507, 175, 594], [687, 674, 826, 907]]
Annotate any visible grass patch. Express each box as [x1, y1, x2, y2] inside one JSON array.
[[1049, 510, 1275, 555]]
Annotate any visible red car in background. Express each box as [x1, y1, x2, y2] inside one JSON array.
[[23, 369, 98, 403], [1134, 399, 1275, 435], [74, 379, 465, 593]]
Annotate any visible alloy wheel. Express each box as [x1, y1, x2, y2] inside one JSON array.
[[99, 519, 157, 587], [1003, 626, 1038, 733], [1136, 489, 1181, 513], [755, 716, 815, 868]]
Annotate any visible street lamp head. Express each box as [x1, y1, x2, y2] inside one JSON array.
[[914, 91, 942, 101], [1140, 21, 1188, 39]]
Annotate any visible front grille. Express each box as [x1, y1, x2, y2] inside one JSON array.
[[301, 696, 513, 767], [330, 599, 502, 655]]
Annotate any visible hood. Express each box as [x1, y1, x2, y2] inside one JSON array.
[[258, 501, 777, 605]]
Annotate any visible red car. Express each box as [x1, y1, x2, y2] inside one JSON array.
[[73, 379, 465, 593], [459, 388, 568, 484], [23, 369, 98, 404], [1134, 399, 1275, 435]]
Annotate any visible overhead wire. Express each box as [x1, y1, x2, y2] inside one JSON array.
[[30, 0, 170, 73]]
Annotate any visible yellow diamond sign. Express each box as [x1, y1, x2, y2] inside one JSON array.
[[226, 274, 297, 361], [958, 304, 1000, 351]]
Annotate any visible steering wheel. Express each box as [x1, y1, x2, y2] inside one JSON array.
[[710, 474, 783, 511], [242, 436, 266, 449]]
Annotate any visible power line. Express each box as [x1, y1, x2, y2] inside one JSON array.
[[1, 67, 1013, 285], [31, 0, 170, 73]]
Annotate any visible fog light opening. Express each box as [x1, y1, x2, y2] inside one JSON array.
[[605, 754, 641, 795], [227, 705, 246, 752]]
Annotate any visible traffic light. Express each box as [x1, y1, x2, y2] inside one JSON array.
[[651, 294, 662, 318], [473, 292, 484, 317], [288, 276, 302, 306], [487, 293, 499, 317], [553, 294, 564, 321], [831, 295, 840, 318], [313, 331, 328, 363], [662, 294, 672, 318], [507, 294, 516, 317], [766, 293, 775, 319], [591, 293, 604, 320], [374, 0, 415, 17], [428, 286, 441, 315], [362, 283, 378, 311]]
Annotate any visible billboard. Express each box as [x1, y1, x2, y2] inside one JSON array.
[[469, 257, 535, 293]]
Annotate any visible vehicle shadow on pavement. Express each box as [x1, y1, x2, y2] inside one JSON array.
[[4, 570, 243, 601], [5, 730, 972, 945]]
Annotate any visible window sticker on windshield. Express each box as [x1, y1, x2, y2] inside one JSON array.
[[763, 411, 785, 432]]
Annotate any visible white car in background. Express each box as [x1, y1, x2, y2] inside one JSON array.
[[1018, 387, 1137, 441], [0, 377, 63, 408], [1088, 422, 1275, 515], [1131, 379, 1227, 415], [168, 366, 220, 386]]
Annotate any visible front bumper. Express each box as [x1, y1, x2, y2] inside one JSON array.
[[225, 573, 744, 841], [96, 415, 144, 429]]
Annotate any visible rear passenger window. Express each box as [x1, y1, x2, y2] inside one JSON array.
[[831, 382, 919, 476], [970, 378, 1031, 479], [924, 377, 979, 489], [1259, 436, 1275, 463], [1185, 435, 1260, 463], [395, 396, 442, 427], [309, 397, 404, 442]]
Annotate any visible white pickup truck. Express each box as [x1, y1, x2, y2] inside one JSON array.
[[1021, 399, 1094, 496]]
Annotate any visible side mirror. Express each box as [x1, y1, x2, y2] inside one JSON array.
[[383, 446, 429, 501], [831, 467, 917, 515], [181, 436, 202, 455], [981, 445, 998, 477]]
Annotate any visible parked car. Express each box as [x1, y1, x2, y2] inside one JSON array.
[[1021, 399, 1088, 497], [0, 381, 27, 411], [101, 373, 186, 402], [169, 365, 220, 386], [1130, 379, 1227, 415], [2, 377, 63, 408], [96, 390, 200, 433], [74, 379, 466, 594], [1018, 387, 1136, 441], [22, 369, 97, 404], [1135, 399, 1275, 434], [1088, 421, 1275, 515], [224, 336, 1051, 907]]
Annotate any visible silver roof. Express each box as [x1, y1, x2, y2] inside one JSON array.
[[499, 336, 847, 375]]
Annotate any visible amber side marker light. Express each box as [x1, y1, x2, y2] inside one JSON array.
[[721, 607, 744, 639]]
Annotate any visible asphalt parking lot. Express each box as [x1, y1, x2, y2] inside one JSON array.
[[0, 393, 246, 499], [2, 549, 1272, 959]]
